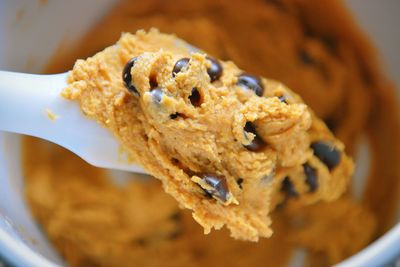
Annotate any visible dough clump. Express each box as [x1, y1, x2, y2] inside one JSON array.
[[63, 29, 353, 241]]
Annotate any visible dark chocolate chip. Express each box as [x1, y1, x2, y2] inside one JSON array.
[[243, 122, 266, 152], [275, 201, 286, 210], [281, 177, 298, 197], [123, 57, 139, 96], [135, 237, 147, 246], [169, 212, 182, 222], [199, 173, 230, 202], [170, 113, 187, 120], [278, 95, 288, 104], [299, 45, 331, 80], [189, 88, 202, 107], [299, 49, 317, 65], [324, 117, 337, 133], [237, 73, 264, 96], [193, 248, 205, 258], [310, 141, 341, 170], [170, 113, 179, 119], [171, 158, 180, 165], [172, 58, 190, 77], [149, 74, 158, 89], [150, 88, 164, 104], [321, 36, 337, 53], [203, 190, 213, 199], [266, 0, 286, 9], [206, 57, 223, 82], [360, 65, 373, 85], [167, 229, 182, 240], [236, 178, 244, 189], [303, 163, 318, 192]]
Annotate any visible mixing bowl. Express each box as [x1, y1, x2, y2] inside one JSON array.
[[0, 0, 399, 266]]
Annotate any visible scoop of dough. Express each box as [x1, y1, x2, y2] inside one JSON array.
[[63, 29, 354, 241]]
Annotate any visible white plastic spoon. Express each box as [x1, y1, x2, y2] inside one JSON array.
[[0, 70, 146, 173], [0, 40, 200, 173]]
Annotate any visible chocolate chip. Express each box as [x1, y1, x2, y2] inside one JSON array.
[[193, 248, 205, 258], [169, 212, 182, 222], [199, 173, 230, 202], [135, 237, 147, 246], [299, 46, 331, 80], [243, 122, 266, 152], [237, 73, 264, 96], [236, 178, 244, 189], [203, 191, 213, 199], [281, 177, 298, 197], [278, 95, 288, 104], [171, 158, 180, 165], [170, 113, 187, 120], [321, 36, 337, 54], [324, 117, 337, 133], [172, 58, 190, 77], [167, 229, 182, 240], [360, 65, 373, 85], [299, 49, 317, 65], [267, 0, 286, 9], [310, 141, 341, 170], [170, 113, 179, 119], [150, 88, 164, 104], [149, 74, 158, 89], [303, 163, 318, 192], [123, 57, 139, 96], [206, 57, 223, 82], [189, 88, 201, 107]]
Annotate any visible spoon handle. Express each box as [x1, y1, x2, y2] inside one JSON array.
[[0, 71, 146, 173]]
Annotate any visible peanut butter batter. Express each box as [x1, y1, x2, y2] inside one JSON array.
[[63, 29, 353, 241], [24, 0, 400, 266], [23, 137, 374, 267]]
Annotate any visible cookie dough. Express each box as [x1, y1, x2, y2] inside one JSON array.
[[46, 0, 400, 232], [46, 0, 400, 230], [24, 0, 400, 266], [63, 29, 353, 241], [23, 137, 374, 267]]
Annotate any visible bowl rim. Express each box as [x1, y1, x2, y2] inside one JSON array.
[[337, 222, 400, 267], [0, 227, 59, 267]]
